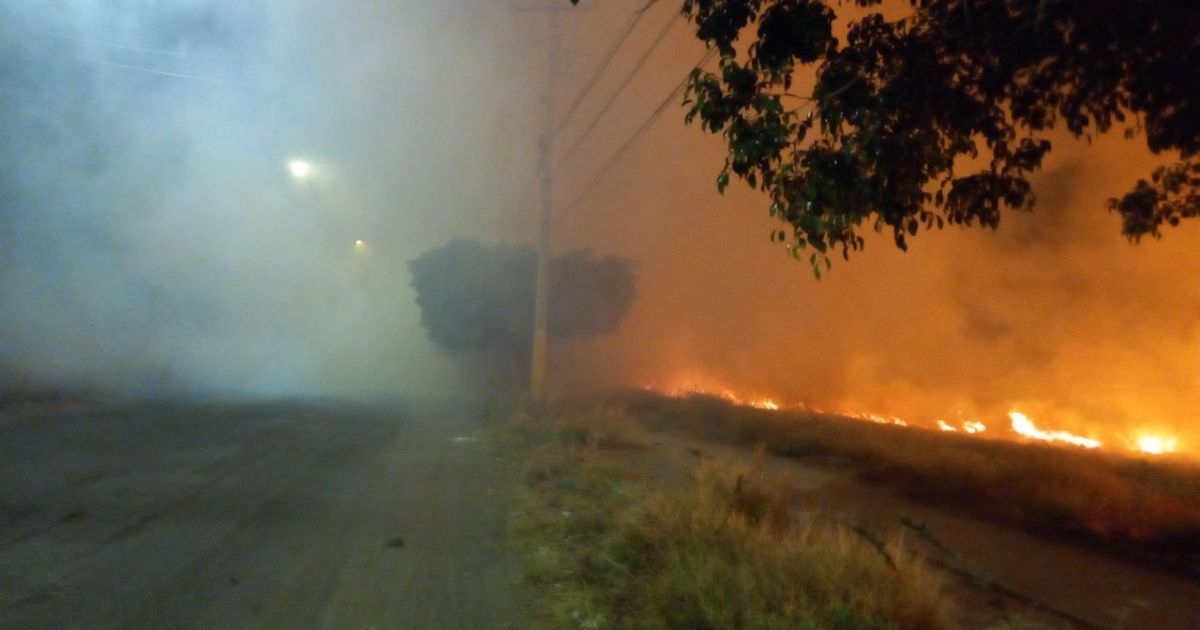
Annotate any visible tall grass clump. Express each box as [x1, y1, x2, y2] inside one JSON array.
[[613, 460, 951, 630], [497, 401, 952, 629]]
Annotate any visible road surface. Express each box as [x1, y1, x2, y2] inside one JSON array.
[[0, 399, 521, 629]]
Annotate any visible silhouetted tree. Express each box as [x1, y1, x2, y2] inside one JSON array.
[[573, 0, 1200, 273], [407, 239, 636, 383]]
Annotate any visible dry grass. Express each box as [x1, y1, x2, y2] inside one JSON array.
[[493, 399, 648, 451], [497, 401, 952, 630], [624, 460, 951, 629], [621, 391, 1200, 578], [550, 405, 650, 451]]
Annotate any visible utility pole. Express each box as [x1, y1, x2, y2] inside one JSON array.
[[529, 6, 561, 400]]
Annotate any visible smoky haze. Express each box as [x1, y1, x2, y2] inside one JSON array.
[[1, 1, 1197, 451], [0, 0, 546, 398], [543, 2, 1200, 450], [558, 119, 1200, 449]]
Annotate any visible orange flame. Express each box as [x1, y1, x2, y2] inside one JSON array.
[[646, 379, 1187, 456], [1009, 411, 1100, 449], [842, 411, 909, 427], [750, 399, 781, 411], [936, 419, 986, 433], [651, 381, 781, 412], [962, 420, 986, 434], [1134, 434, 1178, 455]]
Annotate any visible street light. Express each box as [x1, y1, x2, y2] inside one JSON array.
[[287, 158, 313, 180]]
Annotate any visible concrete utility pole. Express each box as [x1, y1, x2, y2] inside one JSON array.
[[529, 7, 562, 400]]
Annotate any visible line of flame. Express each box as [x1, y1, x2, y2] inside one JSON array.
[[1008, 411, 1100, 449], [645, 382, 1182, 455]]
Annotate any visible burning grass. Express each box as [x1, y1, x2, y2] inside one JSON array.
[[495, 402, 951, 630], [620, 391, 1200, 579]]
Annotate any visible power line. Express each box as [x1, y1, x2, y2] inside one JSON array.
[[552, 0, 657, 138], [553, 8, 681, 172], [73, 55, 263, 86], [31, 27, 242, 61], [555, 47, 716, 224]]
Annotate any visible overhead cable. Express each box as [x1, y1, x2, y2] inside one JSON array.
[[553, 9, 681, 172], [32, 27, 242, 61], [73, 55, 262, 86], [552, 0, 657, 138], [556, 47, 717, 223]]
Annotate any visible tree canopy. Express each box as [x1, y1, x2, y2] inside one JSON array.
[[651, 0, 1200, 273], [407, 239, 636, 378]]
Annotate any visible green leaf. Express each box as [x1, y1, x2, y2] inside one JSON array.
[[675, 0, 1200, 266]]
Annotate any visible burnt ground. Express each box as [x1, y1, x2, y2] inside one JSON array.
[[0, 399, 521, 630]]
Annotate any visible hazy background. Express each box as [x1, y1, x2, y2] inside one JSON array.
[[0, 0, 545, 397], [1, 1, 1197, 448]]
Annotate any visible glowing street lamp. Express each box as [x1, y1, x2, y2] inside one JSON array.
[[287, 159, 313, 180]]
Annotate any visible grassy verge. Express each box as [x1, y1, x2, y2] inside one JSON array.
[[619, 391, 1200, 578], [493, 401, 951, 630]]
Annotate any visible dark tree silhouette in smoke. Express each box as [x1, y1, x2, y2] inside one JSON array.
[[622, 0, 1200, 274], [407, 239, 636, 384]]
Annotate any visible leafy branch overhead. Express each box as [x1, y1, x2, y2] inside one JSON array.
[[668, 0, 1199, 272]]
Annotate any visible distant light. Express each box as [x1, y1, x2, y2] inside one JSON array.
[[354, 239, 367, 253], [287, 159, 313, 179]]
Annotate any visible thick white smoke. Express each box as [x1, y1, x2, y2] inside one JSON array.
[[0, 0, 543, 398]]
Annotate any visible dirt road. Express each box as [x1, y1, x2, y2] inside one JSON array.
[[0, 400, 520, 630]]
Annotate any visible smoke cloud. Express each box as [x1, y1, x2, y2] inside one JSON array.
[[0, 0, 543, 398], [2, 0, 1196, 452]]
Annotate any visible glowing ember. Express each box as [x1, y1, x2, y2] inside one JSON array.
[[962, 421, 986, 434], [1009, 411, 1100, 449], [936, 419, 984, 433], [750, 399, 780, 411], [652, 382, 781, 412], [1135, 435, 1178, 455], [844, 411, 908, 427]]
